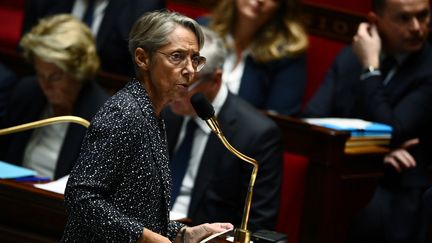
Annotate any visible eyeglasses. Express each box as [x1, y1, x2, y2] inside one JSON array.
[[156, 51, 206, 72]]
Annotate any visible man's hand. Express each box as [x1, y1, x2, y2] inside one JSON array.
[[384, 138, 419, 172], [353, 23, 381, 68]]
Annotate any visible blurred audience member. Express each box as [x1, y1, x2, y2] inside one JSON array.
[[0, 63, 17, 118], [163, 27, 283, 230], [303, 0, 432, 242], [21, 0, 165, 76], [208, 0, 308, 116], [0, 14, 109, 179], [382, 139, 431, 242]]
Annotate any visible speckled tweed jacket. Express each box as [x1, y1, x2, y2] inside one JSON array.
[[62, 78, 184, 242]]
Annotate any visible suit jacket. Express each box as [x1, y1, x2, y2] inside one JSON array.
[[22, 0, 165, 76], [63, 79, 183, 242], [0, 63, 17, 117], [303, 44, 432, 187], [0, 76, 109, 179], [238, 54, 307, 116], [163, 92, 283, 231]]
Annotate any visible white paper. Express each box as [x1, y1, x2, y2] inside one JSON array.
[[170, 211, 187, 221], [199, 228, 233, 243], [304, 118, 372, 129], [34, 175, 69, 194]]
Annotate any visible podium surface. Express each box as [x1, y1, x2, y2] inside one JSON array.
[[0, 179, 65, 242]]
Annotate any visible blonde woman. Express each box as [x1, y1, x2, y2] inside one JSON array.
[[209, 0, 308, 115], [0, 14, 109, 180]]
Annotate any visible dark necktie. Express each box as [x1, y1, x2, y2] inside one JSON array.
[[82, 0, 96, 27], [380, 55, 397, 82], [170, 119, 198, 207]]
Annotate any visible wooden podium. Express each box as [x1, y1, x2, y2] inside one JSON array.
[[268, 114, 389, 243], [0, 180, 65, 242]]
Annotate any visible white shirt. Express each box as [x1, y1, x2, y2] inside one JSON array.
[[171, 84, 229, 217], [22, 106, 69, 179], [72, 0, 109, 37], [222, 35, 249, 94]]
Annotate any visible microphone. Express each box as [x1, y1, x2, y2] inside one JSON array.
[[191, 93, 222, 135], [191, 93, 258, 243]]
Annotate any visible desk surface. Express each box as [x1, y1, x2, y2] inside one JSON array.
[[0, 179, 65, 242], [268, 113, 389, 243]]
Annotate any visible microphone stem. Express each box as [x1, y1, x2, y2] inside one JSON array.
[[206, 118, 258, 242], [0, 116, 90, 136]]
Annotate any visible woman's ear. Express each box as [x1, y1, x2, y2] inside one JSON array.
[[208, 68, 223, 97], [135, 47, 150, 70]]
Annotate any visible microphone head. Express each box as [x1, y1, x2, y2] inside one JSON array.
[[190, 92, 215, 120]]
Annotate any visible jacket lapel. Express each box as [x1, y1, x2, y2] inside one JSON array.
[[386, 44, 432, 102], [96, 0, 123, 50], [163, 109, 184, 158], [129, 80, 172, 225], [187, 93, 238, 218]]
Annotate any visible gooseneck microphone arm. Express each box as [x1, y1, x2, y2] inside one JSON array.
[[0, 116, 90, 136], [191, 93, 258, 243]]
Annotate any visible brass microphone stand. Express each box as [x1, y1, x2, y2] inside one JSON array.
[[0, 116, 90, 136], [205, 117, 258, 243]]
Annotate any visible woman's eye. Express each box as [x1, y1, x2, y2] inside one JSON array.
[[170, 53, 184, 61]]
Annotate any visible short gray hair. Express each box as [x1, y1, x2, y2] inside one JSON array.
[[198, 26, 227, 77], [128, 10, 204, 64]]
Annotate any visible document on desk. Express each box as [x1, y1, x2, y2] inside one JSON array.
[[0, 160, 37, 179], [34, 175, 69, 194], [303, 118, 392, 137], [199, 228, 233, 243], [170, 211, 187, 221]]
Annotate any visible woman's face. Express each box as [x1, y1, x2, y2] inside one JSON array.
[[34, 57, 82, 108], [138, 26, 202, 108], [235, 0, 281, 24]]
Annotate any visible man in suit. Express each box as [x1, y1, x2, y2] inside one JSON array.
[[303, 0, 432, 242], [21, 0, 165, 76], [163, 27, 283, 231]]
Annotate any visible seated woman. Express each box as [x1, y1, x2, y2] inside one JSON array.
[[0, 14, 109, 180], [208, 0, 308, 116]]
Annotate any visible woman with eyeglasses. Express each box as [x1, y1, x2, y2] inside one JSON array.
[[62, 10, 233, 243], [0, 14, 109, 180], [208, 0, 308, 116]]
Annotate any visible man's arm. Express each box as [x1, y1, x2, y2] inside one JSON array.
[[352, 23, 381, 70], [247, 122, 284, 230], [384, 138, 419, 172]]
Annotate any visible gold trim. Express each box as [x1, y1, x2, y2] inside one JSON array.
[[206, 118, 257, 243], [0, 116, 90, 136]]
